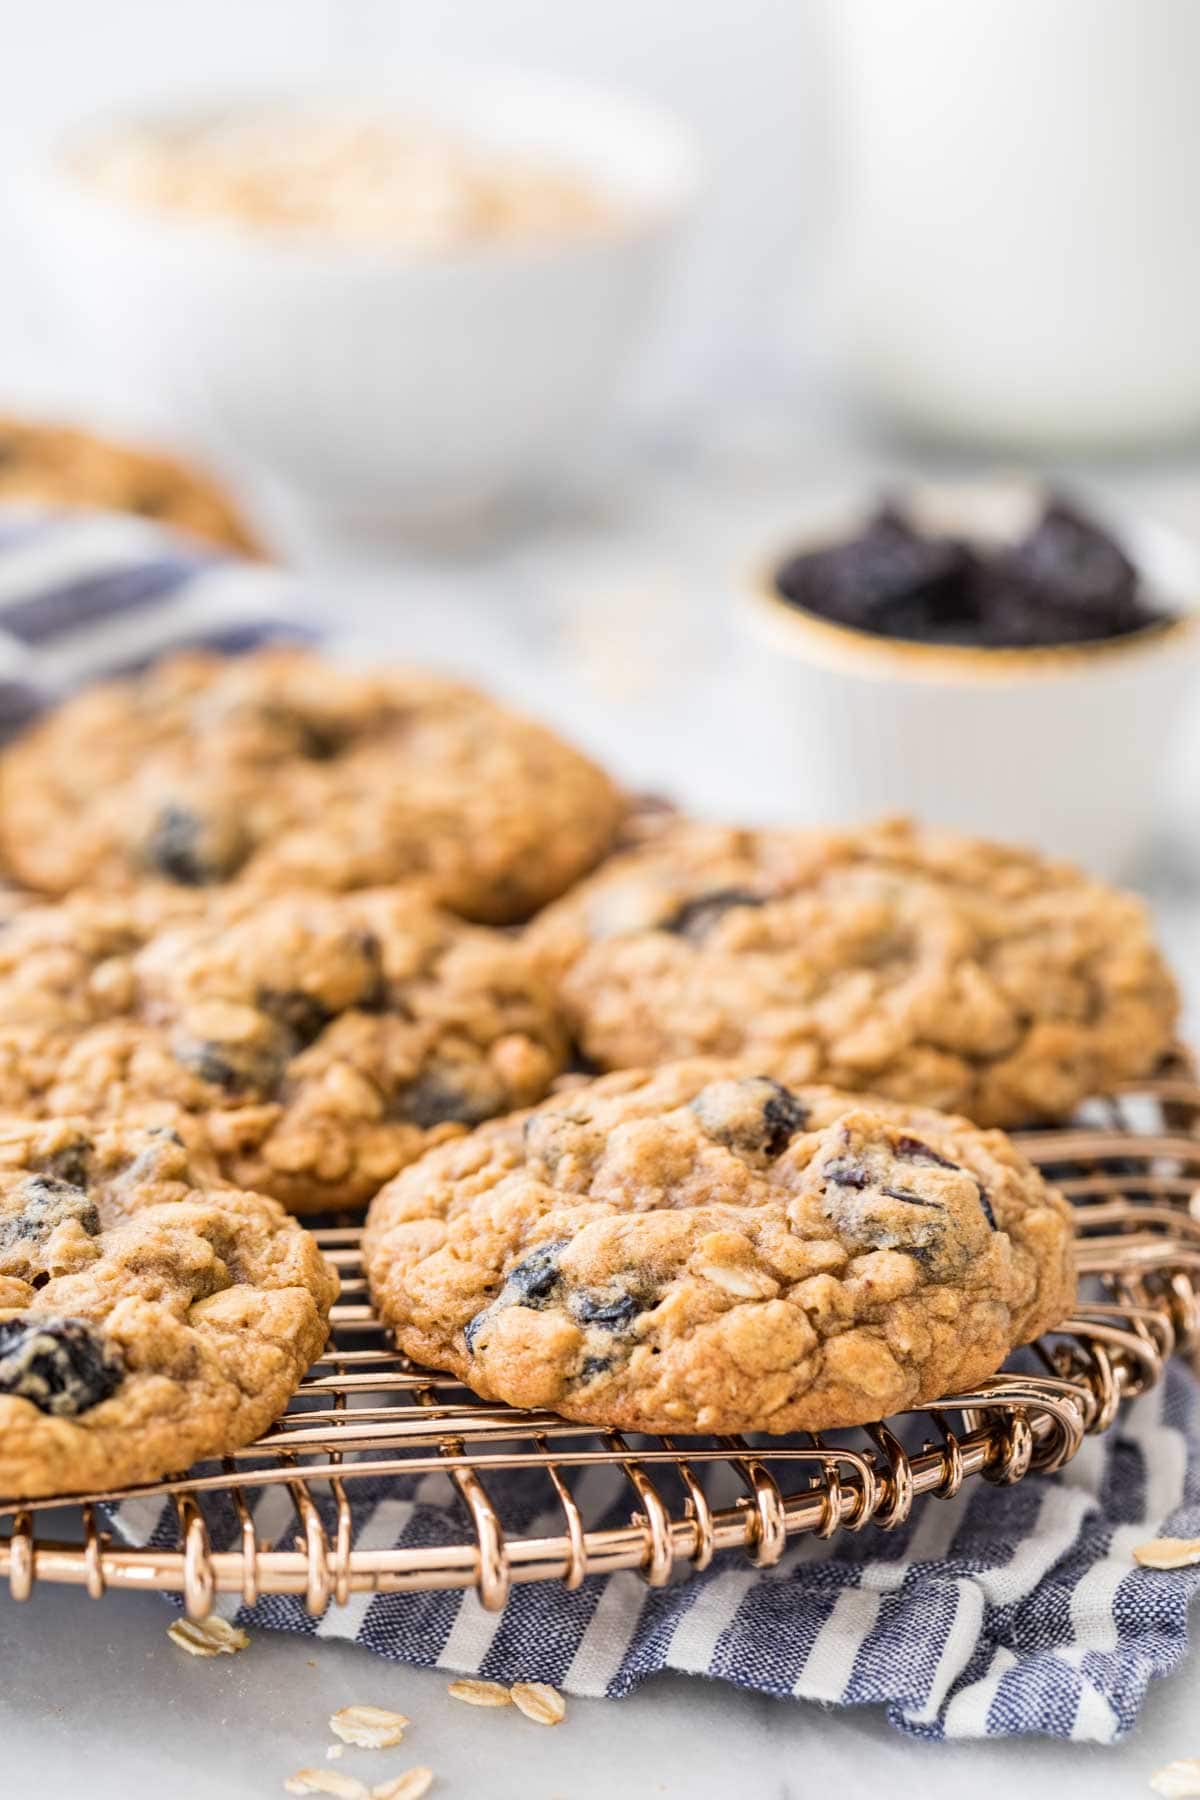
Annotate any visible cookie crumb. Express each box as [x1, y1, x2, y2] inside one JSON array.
[[372, 1772, 435, 1800], [327, 1746, 345, 1761], [330, 1705, 409, 1749], [1151, 1761, 1200, 1797], [1134, 1538, 1200, 1569], [510, 1681, 567, 1725], [283, 1771, 370, 1798], [447, 1677, 512, 1707], [167, 1615, 250, 1657]]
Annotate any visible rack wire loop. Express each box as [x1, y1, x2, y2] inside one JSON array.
[[725, 1441, 790, 1562], [932, 1425, 965, 1501], [177, 1496, 215, 1621], [7, 1512, 33, 1604], [675, 1462, 716, 1569], [864, 1423, 915, 1530], [607, 1435, 675, 1587], [537, 1441, 589, 1590]]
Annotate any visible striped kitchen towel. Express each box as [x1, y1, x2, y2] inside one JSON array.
[[108, 1359, 1200, 1745], [4, 507, 1200, 1743], [0, 507, 311, 722]]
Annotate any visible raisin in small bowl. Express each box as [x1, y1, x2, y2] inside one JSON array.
[[742, 482, 1200, 878]]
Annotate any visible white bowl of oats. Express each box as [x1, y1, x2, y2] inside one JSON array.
[[28, 74, 698, 526]]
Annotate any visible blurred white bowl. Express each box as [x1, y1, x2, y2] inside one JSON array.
[[23, 74, 699, 525], [741, 482, 1200, 879]]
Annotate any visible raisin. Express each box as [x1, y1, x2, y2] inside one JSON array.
[[505, 1241, 567, 1304], [256, 705, 348, 760], [761, 1081, 810, 1156], [894, 1136, 960, 1171], [145, 803, 243, 886], [881, 1186, 946, 1209], [350, 931, 387, 1010], [821, 1159, 870, 1190], [42, 1140, 91, 1191], [0, 1177, 99, 1250], [662, 888, 765, 944], [391, 1069, 499, 1130], [578, 1355, 612, 1382], [989, 499, 1145, 642], [0, 1316, 123, 1416], [976, 507, 1141, 646], [977, 1188, 997, 1229], [775, 507, 973, 642], [572, 1291, 640, 1331], [257, 988, 332, 1047], [145, 803, 211, 885], [691, 1076, 809, 1160], [173, 1028, 288, 1094], [295, 719, 347, 761]]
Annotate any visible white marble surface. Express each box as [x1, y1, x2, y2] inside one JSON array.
[[3, 414, 1200, 1796], [5, 1557, 1200, 1800]]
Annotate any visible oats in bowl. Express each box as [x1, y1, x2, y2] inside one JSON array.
[[72, 107, 615, 252]]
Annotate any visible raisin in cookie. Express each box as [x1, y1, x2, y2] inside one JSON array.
[[0, 647, 624, 922], [0, 886, 567, 1212], [0, 1117, 337, 1498], [0, 415, 262, 556], [528, 817, 1177, 1127], [364, 1061, 1075, 1434]]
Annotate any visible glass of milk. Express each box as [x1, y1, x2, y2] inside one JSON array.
[[820, 0, 1200, 450]]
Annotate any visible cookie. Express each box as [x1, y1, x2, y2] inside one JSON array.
[[528, 817, 1178, 1127], [363, 1062, 1075, 1434], [0, 647, 625, 922], [0, 1117, 337, 1498], [0, 415, 262, 556], [0, 886, 568, 1212]]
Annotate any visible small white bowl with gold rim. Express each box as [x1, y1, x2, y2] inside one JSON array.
[[740, 482, 1200, 879]]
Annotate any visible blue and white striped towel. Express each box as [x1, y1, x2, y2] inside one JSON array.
[[0, 508, 310, 721], [4, 507, 1200, 1744]]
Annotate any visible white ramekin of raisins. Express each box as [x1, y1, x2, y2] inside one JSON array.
[[742, 480, 1200, 879]]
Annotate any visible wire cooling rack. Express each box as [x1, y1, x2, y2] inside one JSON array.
[[2, 1061, 1199, 1619]]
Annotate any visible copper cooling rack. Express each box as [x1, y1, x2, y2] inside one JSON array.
[[3, 1063, 1199, 1620]]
